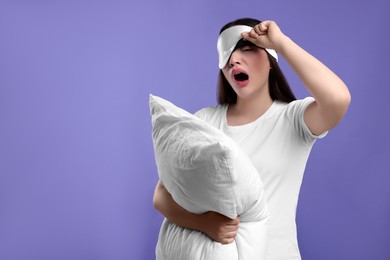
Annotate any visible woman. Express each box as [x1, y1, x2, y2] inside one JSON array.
[[153, 18, 351, 259]]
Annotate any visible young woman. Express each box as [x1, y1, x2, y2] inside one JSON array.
[[153, 18, 351, 259]]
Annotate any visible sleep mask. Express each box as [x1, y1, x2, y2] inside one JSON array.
[[217, 25, 278, 69]]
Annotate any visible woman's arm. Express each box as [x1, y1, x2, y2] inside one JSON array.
[[153, 180, 240, 244], [277, 33, 351, 135], [243, 21, 351, 135]]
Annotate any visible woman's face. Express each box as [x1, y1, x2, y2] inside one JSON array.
[[222, 45, 271, 101]]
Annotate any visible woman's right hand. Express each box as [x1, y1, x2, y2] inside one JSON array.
[[153, 180, 240, 244], [198, 211, 240, 244]]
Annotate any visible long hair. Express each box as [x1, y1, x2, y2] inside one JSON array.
[[217, 18, 296, 104]]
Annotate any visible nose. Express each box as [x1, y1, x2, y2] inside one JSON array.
[[229, 50, 242, 67]]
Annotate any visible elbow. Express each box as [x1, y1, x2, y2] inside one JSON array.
[[153, 181, 162, 211], [341, 82, 351, 105], [318, 85, 351, 130], [329, 82, 351, 116], [338, 84, 351, 115], [153, 193, 159, 211], [330, 85, 352, 127]]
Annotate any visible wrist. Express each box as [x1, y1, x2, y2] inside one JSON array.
[[275, 34, 292, 56], [191, 213, 207, 233]]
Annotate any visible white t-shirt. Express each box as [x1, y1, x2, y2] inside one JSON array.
[[195, 97, 326, 260]]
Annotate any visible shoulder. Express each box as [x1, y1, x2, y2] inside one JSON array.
[[286, 97, 315, 110], [280, 97, 327, 142], [290, 97, 315, 108], [194, 104, 227, 122], [274, 97, 315, 117]]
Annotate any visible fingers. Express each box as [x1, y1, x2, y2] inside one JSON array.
[[249, 29, 261, 38], [241, 20, 275, 39], [227, 216, 240, 226], [254, 23, 268, 35], [241, 31, 258, 43], [224, 223, 239, 232], [201, 212, 240, 244], [220, 238, 234, 244], [223, 238, 235, 244], [218, 216, 239, 244], [220, 237, 236, 244], [260, 20, 272, 30], [242, 25, 265, 42], [219, 230, 238, 244]]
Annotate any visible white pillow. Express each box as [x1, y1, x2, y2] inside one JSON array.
[[150, 95, 264, 219]]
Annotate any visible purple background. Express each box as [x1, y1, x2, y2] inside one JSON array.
[[1, 1, 389, 259]]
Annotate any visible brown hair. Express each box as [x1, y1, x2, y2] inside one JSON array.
[[217, 18, 296, 104]]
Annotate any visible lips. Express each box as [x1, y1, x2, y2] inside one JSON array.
[[231, 68, 249, 87]]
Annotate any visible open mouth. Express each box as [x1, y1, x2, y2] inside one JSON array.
[[232, 69, 249, 86], [234, 72, 249, 82]]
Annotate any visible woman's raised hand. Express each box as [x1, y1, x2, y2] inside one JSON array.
[[241, 20, 286, 52]]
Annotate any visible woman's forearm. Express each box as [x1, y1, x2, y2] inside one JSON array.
[[277, 35, 351, 132], [242, 21, 350, 133], [279, 35, 350, 105], [153, 180, 203, 231], [153, 180, 240, 244]]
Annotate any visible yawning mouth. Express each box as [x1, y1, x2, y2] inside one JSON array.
[[232, 69, 249, 86], [234, 72, 249, 82]]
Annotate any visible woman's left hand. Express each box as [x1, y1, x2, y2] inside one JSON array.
[[241, 20, 286, 52]]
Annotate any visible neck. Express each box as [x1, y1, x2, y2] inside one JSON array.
[[227, 90, 273, 126]]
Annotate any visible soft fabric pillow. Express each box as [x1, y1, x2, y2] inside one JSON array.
[[150, 95, 264, 219]]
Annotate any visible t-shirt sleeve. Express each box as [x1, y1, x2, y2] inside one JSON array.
[[194, 107, 208, 120], [194, 106, 220, 123], [286, 97, 328, 143]]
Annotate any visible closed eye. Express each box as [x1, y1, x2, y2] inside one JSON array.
[[241, 46, 256, 51]]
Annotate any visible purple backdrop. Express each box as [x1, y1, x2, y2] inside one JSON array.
[[1, 1, 389, 259]]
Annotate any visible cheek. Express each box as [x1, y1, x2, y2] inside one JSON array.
[[222, 70, 232, 84], [222, 69, 229, 79], [252, 67, 270, 84], [250, 60, 270, 77]]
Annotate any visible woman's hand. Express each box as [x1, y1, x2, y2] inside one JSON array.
[[198, 211, 240, 244], [241, 20, 351, 135], [154, 181, 240, 244], [241, 20, 286, 52]]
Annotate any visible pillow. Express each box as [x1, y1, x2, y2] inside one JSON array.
[[149, 95, 264, 219]]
